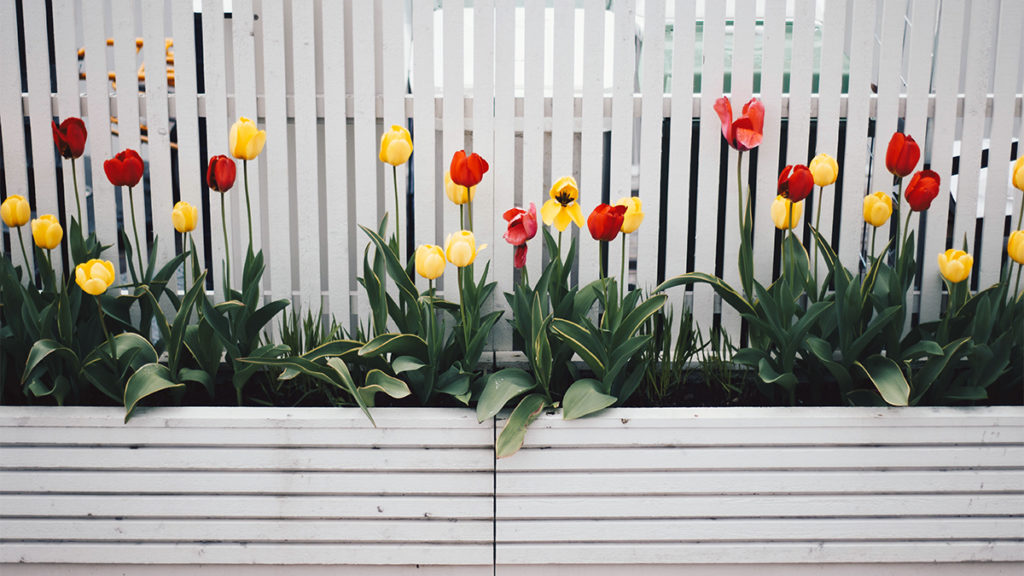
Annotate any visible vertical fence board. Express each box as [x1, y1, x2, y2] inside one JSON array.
[[473, 0, 497, 349], [351, 0, 377, 316], [756, 0, 787, 283], [636, 0, 664, 291], [232, 0, 263, 270], [381, 0, 407, 259], [0, 0, 30, 271], [610, 0, 635, 287], [442, 0, 465, 257], [551, 0, 574, 198], [522, 0, 544, 275], [579, 0, 605, 292], [201, 0, 232, 291], [82, 1, 118, 275], [664, 0, 694, 318], [693, 0, 725, 332], [491, 0, 515, 351], [321, 0, 350, 323], [292, 0, 321, 312], [787, 0, 815, 167], [52, 0, 86, 257], [112, 0, 146, 274], [814, 0, 848, 271], [981, 0, 1024, 288], [836, 0, 876, 268], [22, 0, 61, 276], [142, 0, 176, 286], [412, 0, 437, 287]]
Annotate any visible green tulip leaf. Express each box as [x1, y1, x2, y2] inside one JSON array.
[[549, 319, 605, 377], [655, 272, 756, 317], [477, 368, 537, 423], [357, 369, 412, 406], [124, 363, 186, 422], [495, 393, 547, 459], [392, 355, 427, 374], [562, 378, 617, 420], [856, 355, 910, 406], [359, 333, 428, 359], [22, 339, 78, 384]]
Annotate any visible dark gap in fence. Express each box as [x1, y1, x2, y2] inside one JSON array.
[[0, 125, 9, 257], [657, 118, 670, 285], [772, 119, 789, 280], [197, 117, 214, 290], [405, 119, 415, 262], [803, 121, 818, 249], [686, 120, 699, 280], [831, 120, 848, 259], [44, 0, 57, 93], [15, 0, 28, 93]]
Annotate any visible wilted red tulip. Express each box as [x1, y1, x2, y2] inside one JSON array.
[[587, 203, 627, 242], [905, 170, 940, 211], [503, 203, 538, 269], [103, 149, 144, 187], [52, 118, 87, 159], [777, 165, 815, 203], [885, 132, 920, 178], [713, 97, 764, 152], [207, 155, 237, 193], [450, 150, 489, 188]]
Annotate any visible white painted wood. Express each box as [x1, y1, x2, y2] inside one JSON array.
[[871, 0, 907, 254], [610, 0, 635, 289], [232, 0, 263, 269], [491, 0, 515, 351], [412, 0, 438, 287], [579, 0, 606, 290], [692, 0, 725, 331], [321, 0, 351, 323], [201, 0, 233, 291], [381, 0, 407, 258], [170, 0, 206, 280], [22, 0, 61, 275], [636, 0, 664, 291], [755, 0, 787, 283], [522, 0, 545, 275], [442, 0, 465, 253], [0, 0, 30, 270], [51, 0, 87, 250], [473, 0, 497, 350], [291, 0, 321, 312], [142, 0, 176, 281], [786, 0, 815, 169], [260, 0, 291, 304], [979, 0, 1023, 288], [348, 0, 378, 317], [111, 0, 146, 274], [480, 565, 1023, 576], [550, 0, 575, 204], [2, 567, 492, 576]]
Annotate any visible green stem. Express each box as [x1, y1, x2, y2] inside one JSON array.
[[244, 159, 253, 254], [220, 191, 231, 293], [392, 164, 401, 251], [96, 296, 117, 366], [736, 151, 745, 242], [557, 230, 563, 261], [467, 198, 474, 232], [429, 279, 436, 345], [127, 186, 145, 280], [599, 241, 605, 280], [787, 201, 794, 283], [182, 231, 190, 294], [893, 177, 903, 263], [1017, 190, 1024, 231], [45, 249, 54, 279], [16, 227, 30, 276], [620, 233, 626, 299], [521, 263, 529, 288], [813, 185, 823, 285], [901, 208, 913, 257], [871, 227, 878, 263], [458, 267, 470, 353], [460, 205, 465, 231], [71, 157, 82, 226], [1015, 262, 1022, 297]]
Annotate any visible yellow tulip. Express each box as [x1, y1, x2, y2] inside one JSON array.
[[770, 195, 803, 230], [172, 201, 199, 234], [1007, 230, 1024, 265], [445, 230, 486, 268], [229, 117, 266, 160], [1, 194, 31, 227], [616, 197, 644, 234], [863, 191, 893, 227], [1013, 155, 1024, 192], [809, 153, 839, 187], [75, 259, 116, 296], [937, 249, 972, 284], [541, 176, 584, 232], [379, 125, 413, 166], [415, 244, 446, 280], [444, 171, 475, 205], [31, 215, 63, 250]]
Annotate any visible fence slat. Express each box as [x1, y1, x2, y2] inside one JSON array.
[[321, 0, 350, 324], [610, 0, 635, 288], [692, 0, 725, 333], [351, 0, 377, 318], [522, 0, 545, 276], [232, 0, 263, 276], [22, 0, 61, 276], [786, 0, 815, 168], [201, 0, 232, 292], [111, 0, 146, 275], [381, 0, 407, 260], [52, 0, 86, 266], [491, 0, 515, 351], [0, 0, 29, 271], [412, 0, 437, 290], [836, 0, 876, 268], [813, 0, 848, 274], [636, 0, 663, 291], [442, 0, 465, 270], [473, 0, 497, 351], [755, 0, 788, 284], [142, 0, 176, 288], [551, 1, 574, 192], [578, 0, 605, 292]]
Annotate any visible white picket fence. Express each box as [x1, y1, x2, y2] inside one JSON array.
[[1, 0, 1022, 350]]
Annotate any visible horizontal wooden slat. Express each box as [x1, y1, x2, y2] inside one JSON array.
[[1, 518, 492, 543], [1, 566, 493, 576], [496, 470, 1024, 495], [496, 494, 1024, 519], [0, 471, 493, 495], [0, 495, 492, 520], [491, 565, 1024, 576]]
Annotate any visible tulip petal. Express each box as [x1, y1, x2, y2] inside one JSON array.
[[742, 98, 765, 135], [567, 202, 584, 228], [540, 199, 561, 226], [733, 117, 763, 151], [713, 97, 734, 146]]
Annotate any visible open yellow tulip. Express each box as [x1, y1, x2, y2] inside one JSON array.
[[541, 176, 584, 232]]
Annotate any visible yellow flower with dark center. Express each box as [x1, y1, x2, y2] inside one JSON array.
[[541, 176, 584, 232]]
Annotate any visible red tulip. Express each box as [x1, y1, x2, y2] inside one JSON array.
[[103, 149, 144, 188], [713, 96, 764, 152], [52, 118, 87, 159], [905, 169, 940, 211], [885, 132, 920, 178], [504, 203, 538, 269], [450, 150, 489, 188], [207, 155, 237, 193], [587, 203, 627, 242], [777, 165, 815, 203]]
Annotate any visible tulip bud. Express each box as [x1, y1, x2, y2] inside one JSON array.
[[778, 165, 815, 203], [52, 117, 88, 159], [885, 132, 920, 178], [1, 194, 31, 228], [937, 249, 972, 284], [415, 244, 446, 280], [445, 230, 486, 268], [863, 191, 893, 227], [905, 170, 940, 212], [75, 259, 116, 295], [587, 203, 627, 242], [1012, 156, 1024, 192], [229, 117, 266, 160], [207, 155, 237, 193], [172, 201, 199, 234], [103, 149, 145, 188], [1007, 230, 1024, 265], [809, 153, 839, 187], [771, 195, 803, 230], [616, 197, 644, 234], [379, 125, 413, 166], [445, 171, 475, 205], [31, 215, 63, 250], [449, 150, 489, 188]]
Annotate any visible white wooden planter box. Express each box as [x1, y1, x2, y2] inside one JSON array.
[[1, 406, 1022, 574]]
